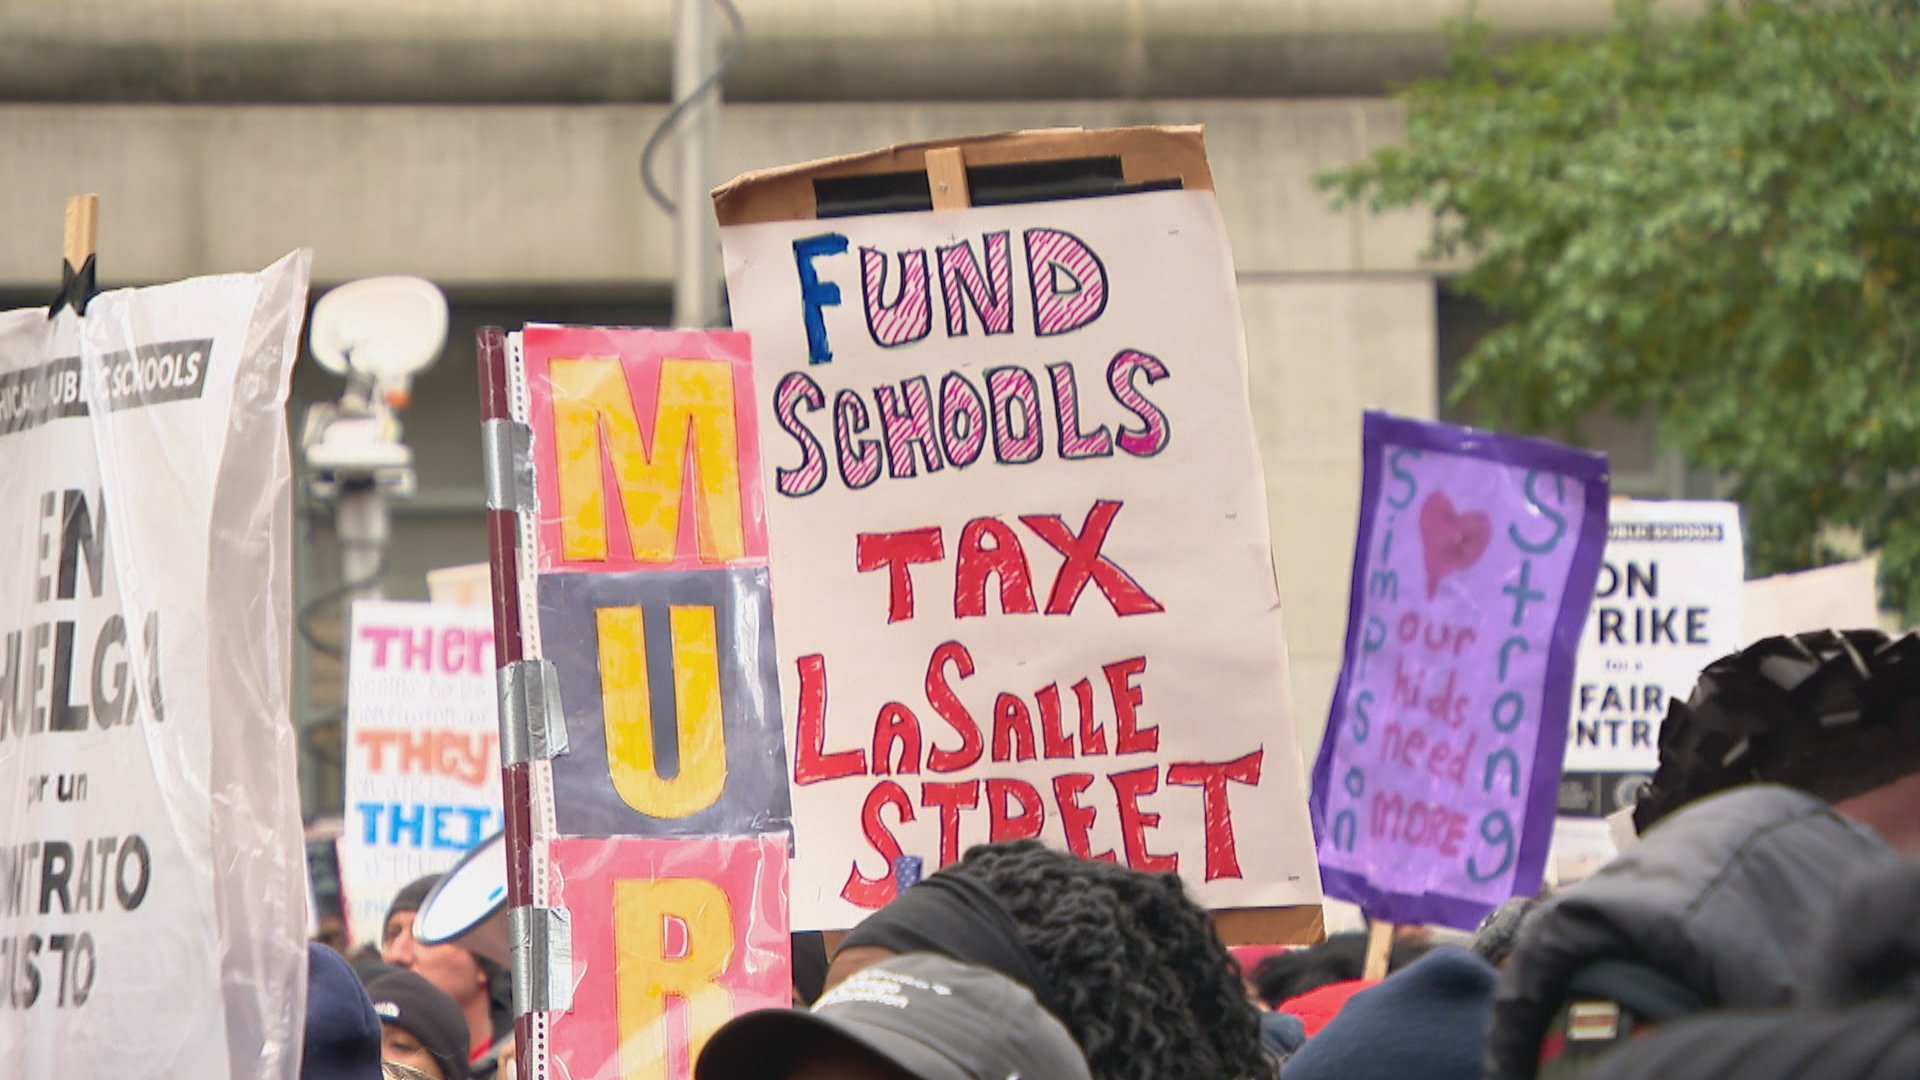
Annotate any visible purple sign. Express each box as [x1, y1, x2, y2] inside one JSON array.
[[1311, 413, 1608, 929]]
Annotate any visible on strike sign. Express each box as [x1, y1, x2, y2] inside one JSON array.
[[1559, 501, 1743, 819], [339, 600, 502, 947], [716, 128, 1323, 931], [1311, 413, 1608, 929]]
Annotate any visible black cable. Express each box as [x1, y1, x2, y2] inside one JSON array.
[[295, 550, 388, 662], [300, 708, 348, 771], [640, 0, 748, 216]]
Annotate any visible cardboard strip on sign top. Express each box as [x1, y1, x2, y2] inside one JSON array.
[[711, 125, 1215, 226], [713, 125, 1321, 947], [821, 907, 1325, 957]]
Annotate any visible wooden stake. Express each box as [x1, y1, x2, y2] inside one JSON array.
[[1363, 920, 1394, 981], [64, 194, 99, 272], [925, 147, 971, 210]]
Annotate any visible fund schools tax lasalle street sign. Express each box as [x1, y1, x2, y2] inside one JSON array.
[[716, 128, 1325, 931]]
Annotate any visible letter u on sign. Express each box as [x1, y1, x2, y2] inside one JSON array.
[[598, 604, 727, 817]]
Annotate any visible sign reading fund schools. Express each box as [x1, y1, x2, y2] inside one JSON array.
[[720, 172, 1323, 929]]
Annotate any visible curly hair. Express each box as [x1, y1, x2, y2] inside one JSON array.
[[952, 839, 1277, 1080], [1633, 629, 1920, 833]]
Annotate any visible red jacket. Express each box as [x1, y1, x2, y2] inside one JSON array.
[[1281, 978, 1379, 1037]]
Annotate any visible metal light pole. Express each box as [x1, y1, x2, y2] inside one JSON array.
[[673, 0, 722, 329]]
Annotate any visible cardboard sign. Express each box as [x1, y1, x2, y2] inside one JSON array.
[[482, 325, 795, 1080], [548, 836, 790, 1080], [517, 327, 793, 839], [1744, 557, 1880, 643], [1559, 501, 1743, 819], [1311, 413, 1608, 930], [0, 254, 312, 1079], [338, 600, 504, 947], [717, 132, 1322, 930]]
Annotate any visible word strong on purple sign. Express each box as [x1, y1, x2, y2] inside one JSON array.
[[1311, 413, 1608, 930]]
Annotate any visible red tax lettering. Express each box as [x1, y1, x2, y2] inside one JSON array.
[[1018, 500, 1163, 617]]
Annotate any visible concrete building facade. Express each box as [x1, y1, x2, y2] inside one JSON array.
[[0, 1, 1692, 818]]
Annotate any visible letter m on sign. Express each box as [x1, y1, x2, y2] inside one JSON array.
[[543, 347, 750, 566]]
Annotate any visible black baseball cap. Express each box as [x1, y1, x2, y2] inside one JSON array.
[[696, 953, 1091, 1080], [368, 970, 471, 1080]]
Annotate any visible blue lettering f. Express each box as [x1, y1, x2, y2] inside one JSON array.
[[793, 232, 849, 365]]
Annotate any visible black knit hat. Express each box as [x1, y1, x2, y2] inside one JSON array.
[[304, 943, 383, 1080], [385, 875, 444, 939], [368, 970, 471, 1080], [1634, 630, 1920, 833]]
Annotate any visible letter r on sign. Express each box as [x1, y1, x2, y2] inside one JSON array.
[[614, 878, 736, 1080]]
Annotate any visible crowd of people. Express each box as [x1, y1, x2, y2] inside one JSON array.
[[299, 628, 1920, 1080], [303, 876, 515, 1080]]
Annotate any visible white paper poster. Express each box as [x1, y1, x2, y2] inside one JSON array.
[[1559, 500, 1744, 818], [338, 600, 503, 947], [0, 253, 311, 1080], [722, 189, 1322, 929], [1744, 557, 1883, 644]]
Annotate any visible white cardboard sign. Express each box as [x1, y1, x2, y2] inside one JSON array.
[[338, 600, 502, 947], [1561, 500, 1744, 816], [722, 189, 1322, 929]]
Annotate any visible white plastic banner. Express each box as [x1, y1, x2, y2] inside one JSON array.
[[722, 188, 1322, 930], [0, 252, 312, 1079], [1561, 500, 1744, 815], [338, 600, 502, 947]]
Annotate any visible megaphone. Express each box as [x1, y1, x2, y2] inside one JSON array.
[[414, 829, 511, 969]]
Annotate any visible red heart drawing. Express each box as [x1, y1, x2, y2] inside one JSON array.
[[1419, 492, 1491, 599]]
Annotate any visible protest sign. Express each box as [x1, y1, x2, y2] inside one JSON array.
[[338, 600, 503, 947], [427, 562, 493, 607], [1744, 556, 1882, 643], [547, 835, 789, 1080], [1559, 501, 1743, 819], [715, 126, 1323, 935], [478, 325, 792, 1080], [0, 252, 312, 1079], [1311, 412, 1608, 930]]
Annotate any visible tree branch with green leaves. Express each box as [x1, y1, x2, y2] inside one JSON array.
[[1323, 0, 1920, 616]]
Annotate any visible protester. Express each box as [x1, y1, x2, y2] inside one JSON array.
[[353, 951, 399, 988], [697, 952, 1092, 1080], [792, 930, 829, 1006], [1251, 930, 1430, 1011], [368, 971, 472, 1080], [824, 839, 1275, 1080], [1280, 947, 1498, 1080], [1632, 629, 1920, 849], [381, 875, 513, 1078], [1276, 976, 1378, 1039], [1471, 897, 1540, 970], [303, 942, 384, 1080], [1256, 1009, 1308, 1064], [1582, 858, 1920, 1080], [1484, 783, 1896, 1080]]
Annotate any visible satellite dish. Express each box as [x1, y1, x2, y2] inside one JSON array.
[[308, 276, 449, 399], [414, 829, 510, 968]]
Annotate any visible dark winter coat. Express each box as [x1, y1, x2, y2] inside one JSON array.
[[1484, 784, 1895, 1080], [1581, 857, 1920, 1080]]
